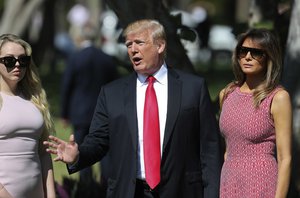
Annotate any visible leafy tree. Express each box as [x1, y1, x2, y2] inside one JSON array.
[[281, 1, 300, 195]]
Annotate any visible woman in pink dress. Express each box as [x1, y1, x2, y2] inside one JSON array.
[[219, 29, 292, 198], [0, 34, 56, 198]]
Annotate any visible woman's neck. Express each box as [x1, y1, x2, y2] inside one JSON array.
[[241, 74, 265, 91], [0, 81, 19, 96]]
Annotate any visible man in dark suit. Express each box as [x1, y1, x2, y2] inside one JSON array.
[[60, 22, 118, 184], [61, 22, 118, 147], [45, 19, 221, 198]]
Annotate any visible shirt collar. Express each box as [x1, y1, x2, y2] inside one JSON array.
[[137, 63, 168, 86]]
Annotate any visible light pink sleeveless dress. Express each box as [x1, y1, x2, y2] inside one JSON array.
[[0, 92, 45, 198], [219, 87, 279, 198]]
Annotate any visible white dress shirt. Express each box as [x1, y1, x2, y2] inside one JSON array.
[[136, 63, 168, 179]]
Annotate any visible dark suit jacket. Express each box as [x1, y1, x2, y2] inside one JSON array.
[[69, 67, 222, 198], [61, 45, 118, 126]]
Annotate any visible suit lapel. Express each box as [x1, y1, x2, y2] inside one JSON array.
[[124, 73, 138, 151], [123, 70, 182, 153], [163, 69, 181, 151]]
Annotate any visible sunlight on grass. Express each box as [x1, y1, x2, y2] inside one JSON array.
[[52, 118, 100, 184], [51, 118, 79, 184]]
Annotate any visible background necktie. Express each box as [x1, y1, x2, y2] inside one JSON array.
[[143, 76, 161, 189]]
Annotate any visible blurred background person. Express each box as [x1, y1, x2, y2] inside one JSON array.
[[0, 34, 56, 197], [66, 2, 91, 49], [60, 21, 119, 192]]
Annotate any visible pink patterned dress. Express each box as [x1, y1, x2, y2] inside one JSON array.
[[219, 87, 279, 198]]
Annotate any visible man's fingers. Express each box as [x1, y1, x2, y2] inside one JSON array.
[[43, 141, 58, 149], [45, 148, 57, 155], [69, 134, 75, 144], [48, 135, 65, 144]]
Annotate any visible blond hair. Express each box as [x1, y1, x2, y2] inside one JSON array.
[[0, 34, 55, 138], [123, 19, 167, 58]]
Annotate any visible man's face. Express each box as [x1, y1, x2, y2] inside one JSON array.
[[125, 30, 165, 76]]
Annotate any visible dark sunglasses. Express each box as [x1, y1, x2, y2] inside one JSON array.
[[0, 55, 31, 68], [237, 46, 265, 60]]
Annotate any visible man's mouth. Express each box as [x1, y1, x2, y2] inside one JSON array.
[[132, 57, 142, 65]]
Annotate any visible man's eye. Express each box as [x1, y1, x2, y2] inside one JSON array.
[[137, 41, 145, 46]]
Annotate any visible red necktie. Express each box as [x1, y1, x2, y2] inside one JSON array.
[[143, 76, 161, 189]]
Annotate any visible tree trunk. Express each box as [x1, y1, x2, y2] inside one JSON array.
[[0, 0, 45, 36], [281, 0, 300, 196], [282, 0, 300, 97]]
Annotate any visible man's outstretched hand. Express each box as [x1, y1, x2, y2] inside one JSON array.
[[43, 134, 79, 164]]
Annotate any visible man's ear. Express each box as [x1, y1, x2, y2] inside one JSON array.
[[157, 40, 166, 54]]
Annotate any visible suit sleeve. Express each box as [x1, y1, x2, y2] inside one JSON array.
[[199, 80, 222, 198], [68, 87, 110, 173]]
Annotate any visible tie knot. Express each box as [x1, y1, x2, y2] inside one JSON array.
[[147, 76, 155, 84]]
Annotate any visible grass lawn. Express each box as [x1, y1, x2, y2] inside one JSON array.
[[51, 119, 79, 184], [51, 118, 101, 184]]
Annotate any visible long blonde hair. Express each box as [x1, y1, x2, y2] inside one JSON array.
[[223, 28, 282, 107], [0, 34, 55, 137]]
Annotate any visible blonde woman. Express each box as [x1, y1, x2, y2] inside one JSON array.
[[219, 29, 292, 197], [0, 34, 56, 198]]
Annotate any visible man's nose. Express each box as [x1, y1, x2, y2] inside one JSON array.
[[131, 43, 138, 52]]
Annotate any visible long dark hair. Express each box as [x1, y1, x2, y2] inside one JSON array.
[[223, 28, 282, 107]]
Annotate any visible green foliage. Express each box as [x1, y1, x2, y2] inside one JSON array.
[[51, 119, 79, 183], [0, 0, 3, 15], [252, 21, 274, 30], [51, 118, 100, 184], [178, 26, 197, 42], [170, 12, 197, 42]]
